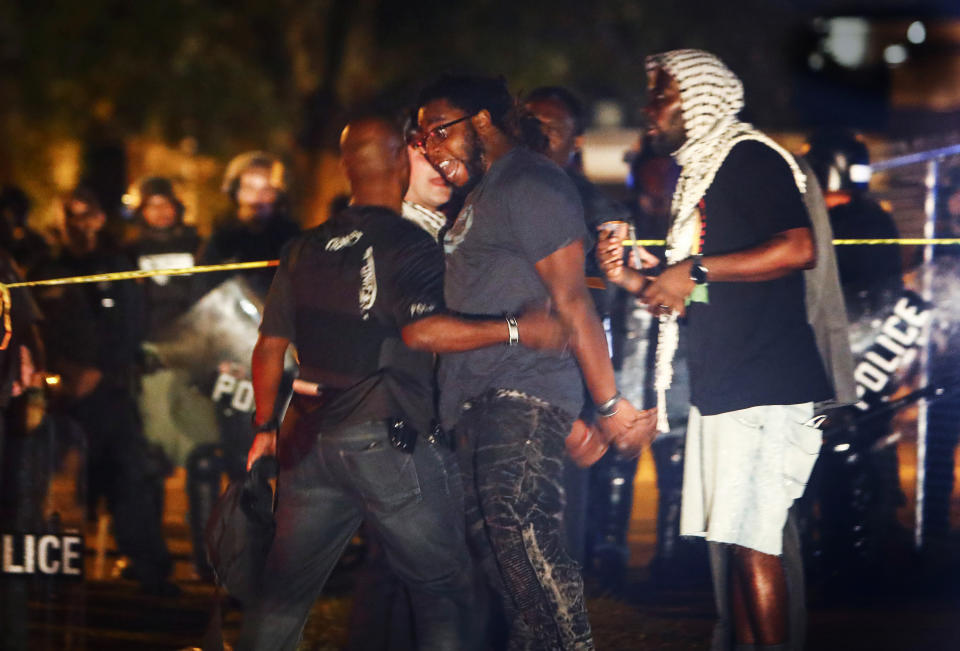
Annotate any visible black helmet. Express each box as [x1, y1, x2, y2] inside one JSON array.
[[806, 130, 871, 193]]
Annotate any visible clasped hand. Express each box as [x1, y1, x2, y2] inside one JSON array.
[[595, 398, 657, 459], [595, 229, 695, 317]]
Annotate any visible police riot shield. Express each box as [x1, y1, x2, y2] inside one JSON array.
[[808, 142, 960, 591], [149, 276, 270, 473]]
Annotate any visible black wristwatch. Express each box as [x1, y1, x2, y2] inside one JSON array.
[[689, 256, 709, 285], [252, 416, 279, 434]]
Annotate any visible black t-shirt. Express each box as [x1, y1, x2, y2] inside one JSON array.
[[261, 205, 444, 435], [126, 223, 202, 340], [439, 147, 586, 428], [33, 243, 145, 376], [829, 196, 903, 318], [686, 141, 831, 415]]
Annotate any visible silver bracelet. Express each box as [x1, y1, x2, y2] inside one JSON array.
[[505, 315, 519, 346], [596, 391, 622, 418]]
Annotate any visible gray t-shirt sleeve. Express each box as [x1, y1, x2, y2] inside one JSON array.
[[505, 165, 587, 264], [259, 244, 295, 340]]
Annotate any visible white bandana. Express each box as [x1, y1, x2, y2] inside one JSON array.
[[402, 200, 447, 243], [646, 49, 807, 432]]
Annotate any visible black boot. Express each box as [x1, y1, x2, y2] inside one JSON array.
[[186, 443, 224, 582]]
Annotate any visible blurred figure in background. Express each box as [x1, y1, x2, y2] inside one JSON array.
[[125, 177, 202, 338], [806, 130, 902, 317], [524, 86, 635, 579], [123, 177, 220, 581], [624, 146, 699, 588], [0, 245, 48, 650], [32, 187, 176, 595], [189, 153, 300, 580], [199, 151, 300, 298], [920, 166, 960, 554], [0, 185, 51, 276], [805, 131, 908, 592]]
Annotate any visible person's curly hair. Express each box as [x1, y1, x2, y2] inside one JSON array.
[[416, 74, 547, 153]]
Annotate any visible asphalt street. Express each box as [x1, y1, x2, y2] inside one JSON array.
[[16, 453, 960, 650]]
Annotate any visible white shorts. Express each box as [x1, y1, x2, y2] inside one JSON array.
[[679, 403, 821, 556]]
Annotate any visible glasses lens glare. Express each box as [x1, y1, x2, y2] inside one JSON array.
[[406, 128, 424, 148]]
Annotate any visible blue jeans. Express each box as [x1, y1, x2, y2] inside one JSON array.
[[237, 420, 473, 651], [457, 389, 593, 651]]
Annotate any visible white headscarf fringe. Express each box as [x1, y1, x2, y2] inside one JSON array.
[[646, 49, 807, 433]]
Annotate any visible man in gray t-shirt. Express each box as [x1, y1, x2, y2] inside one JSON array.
[[438, 146, 587, 428], [413, 75, 656, 650]]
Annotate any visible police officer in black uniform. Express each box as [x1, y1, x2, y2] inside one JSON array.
[[188, 155, 299, 580], [0, 185, 51, 277], [199, 151, 300, 297], [806, 132, 906, 592], [33, 187, 176, 595], [125, 177, 202, 339], [0, 246, 48, 649]]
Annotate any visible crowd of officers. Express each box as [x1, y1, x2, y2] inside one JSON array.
[[0, 152, 298, 597]]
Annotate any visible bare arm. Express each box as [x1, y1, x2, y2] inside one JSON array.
[[595, 230, 653, 295], [535, 239, 656, 452], [402, 315, 512, 353], [644, 227, 816, 316], [402, 309, 568, 353], [247, 333, 290, 469], [699, 226, 815, 282], [535, 240, 616, 404]]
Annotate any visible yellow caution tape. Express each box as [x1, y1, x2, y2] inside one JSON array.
[[829, 238, 960, 245], [0, 260, 279, 348], [3, 238, 959, 291], [623, 238, 960, 246], [2, 260, 278, 289], [0, 238, 955, 347]]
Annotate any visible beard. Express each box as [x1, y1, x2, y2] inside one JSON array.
[[460, 125, 486, 191], [648, 127, 686, 157]]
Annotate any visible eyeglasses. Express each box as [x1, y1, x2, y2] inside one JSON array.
[[408, 113, 476, 152]]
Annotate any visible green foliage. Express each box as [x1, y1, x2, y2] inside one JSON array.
[[1, 0, 805, 158]]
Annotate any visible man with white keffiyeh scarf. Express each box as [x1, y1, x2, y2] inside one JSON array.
[[598, 50, 833, 651]]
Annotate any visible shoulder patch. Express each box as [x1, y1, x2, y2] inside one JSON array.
[[409, 302, 436, 318], [358, 246, 377, 320], [325, 230, 364, 251]]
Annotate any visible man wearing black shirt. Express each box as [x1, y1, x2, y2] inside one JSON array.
[[33, 187, 175, 595], [599, 51, 831, 651], [343, 141, 454, 651], [240, 116, 568, 651], [125, 177, 202, 339], [199, 151, 300, 298]]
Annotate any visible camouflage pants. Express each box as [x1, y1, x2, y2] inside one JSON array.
[[456, 389, 593, 651]]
